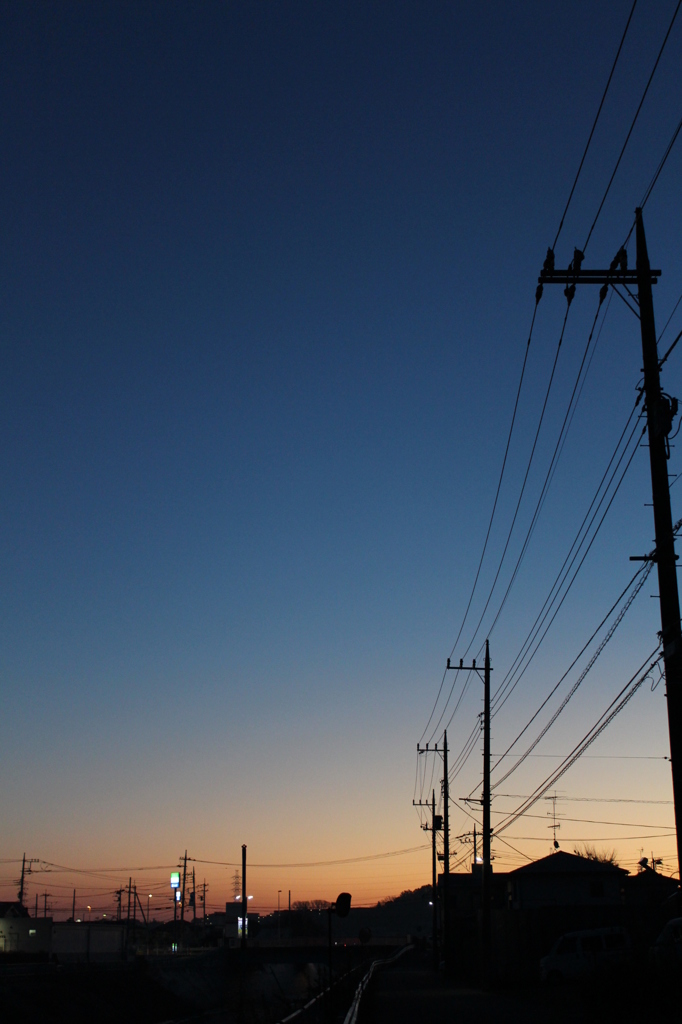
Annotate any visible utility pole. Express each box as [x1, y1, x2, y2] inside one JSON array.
[[17, 854, 38, 908], [482, 639, 491, 982], [431, 790, 439, 970], [288, 890, 291, 914], [72, 889, 76, 922], [417, 735, 450, 959], [18, 853, 26, 907], [180, 850, 187, 924], [443, 731, 450, 876], [446, 651, 491, 979], [127, 878, 132, 923], [241, 844, 247, 952], [539, 220, 682, 882], [635, 208, 682, 885], [34, 894, 38, 918], [192, 867, 196, 922], [412, 789, 443, 970], [43, 892, 49, 918]]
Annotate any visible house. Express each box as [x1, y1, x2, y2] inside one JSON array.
[[507, 851, 627, 909], [0, 902, 51, 954]]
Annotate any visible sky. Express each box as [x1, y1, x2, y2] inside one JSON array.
[[1, 1, 682, 919]]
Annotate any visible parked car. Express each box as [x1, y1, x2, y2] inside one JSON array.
[[649, 917, 682, 970], [540, 927, 631, 983]]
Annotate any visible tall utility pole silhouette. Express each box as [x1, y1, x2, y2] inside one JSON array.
[[635, 209, 682, 883], [442, 731, 450, 876], [18, 853, 26, 907], [446, 650, 491, 978], [412, 788, 443, 970], [416, 736, 450, 955], [192, 867, 196, 922], [482, 640, 491, 981], [241, 845, 247, 952], [539, 214, 682, 881], [17, 854, 38, 908], [180, 851, 188, 924]]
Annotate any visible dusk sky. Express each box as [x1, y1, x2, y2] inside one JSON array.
[[2, 1, 681, 918]]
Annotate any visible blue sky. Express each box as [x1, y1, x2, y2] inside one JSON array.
[[1, 2, 681, 912]]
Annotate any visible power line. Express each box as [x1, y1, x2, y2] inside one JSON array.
[[640, 110, 682, 211], [457, 303, 573, 667], [552, 0, 639, 250], [491, 559, 653, 790], [481, 293, 612, 657], [491, 409, 646, 717], [584, 0, 682, 250], [495, 648, 662, 835], [420, 299, 543, 742], [491, 559, 649, 778]]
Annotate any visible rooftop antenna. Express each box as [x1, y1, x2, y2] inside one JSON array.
[[548, 792, 560, 850]]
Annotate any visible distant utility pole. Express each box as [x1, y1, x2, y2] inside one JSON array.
[[443, 730, 450, 877], [540, 214, 682, 883], [412, 789, 443, 970], [72, 889, 76, 921], [43, 892, 49, 918], [180, 850, 188, 924], [241, 845, 247, 953], [17, 854, 38, 908], [446, 649, 492, 979], [192, 867, 196, 922], [482, 640, 491, 981], [417, 733, 449, 958]]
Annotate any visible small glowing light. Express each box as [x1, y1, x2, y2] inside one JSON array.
[[248, 895, 253, 900]]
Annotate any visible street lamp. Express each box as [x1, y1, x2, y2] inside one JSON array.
[[87, 905, 91, 922], [278, 890, 282, 941], [147, 893, 152, 922]]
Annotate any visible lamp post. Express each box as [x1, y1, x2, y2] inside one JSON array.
[[278, 890, 281, 941]]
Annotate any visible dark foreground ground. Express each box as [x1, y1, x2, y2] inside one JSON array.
[[359, 947, 680, 1024], [1, 946, 678, 1023]]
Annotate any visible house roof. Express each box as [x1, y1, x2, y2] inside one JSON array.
[[508, 851, 628, 878], [0, 901, 31, 918]]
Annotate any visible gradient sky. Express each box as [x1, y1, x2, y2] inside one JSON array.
[[2, 1, 682, 918]]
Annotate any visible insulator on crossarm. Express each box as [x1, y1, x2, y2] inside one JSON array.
[[542, 248, 555, 275]]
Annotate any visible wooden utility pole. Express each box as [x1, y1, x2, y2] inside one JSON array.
[[180, 851, 187, 924], [412, 789, 443, 970], [442, 731, 450, 876], [482, 639, 491, 980], [241, 844, 247, 952], [431, 789, 440, 970], [635, 208, 682, 883], [192, 867, 196, 922], [538, 222, 682, 882]]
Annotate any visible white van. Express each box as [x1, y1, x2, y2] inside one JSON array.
[[540, 927, 631, 983]]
